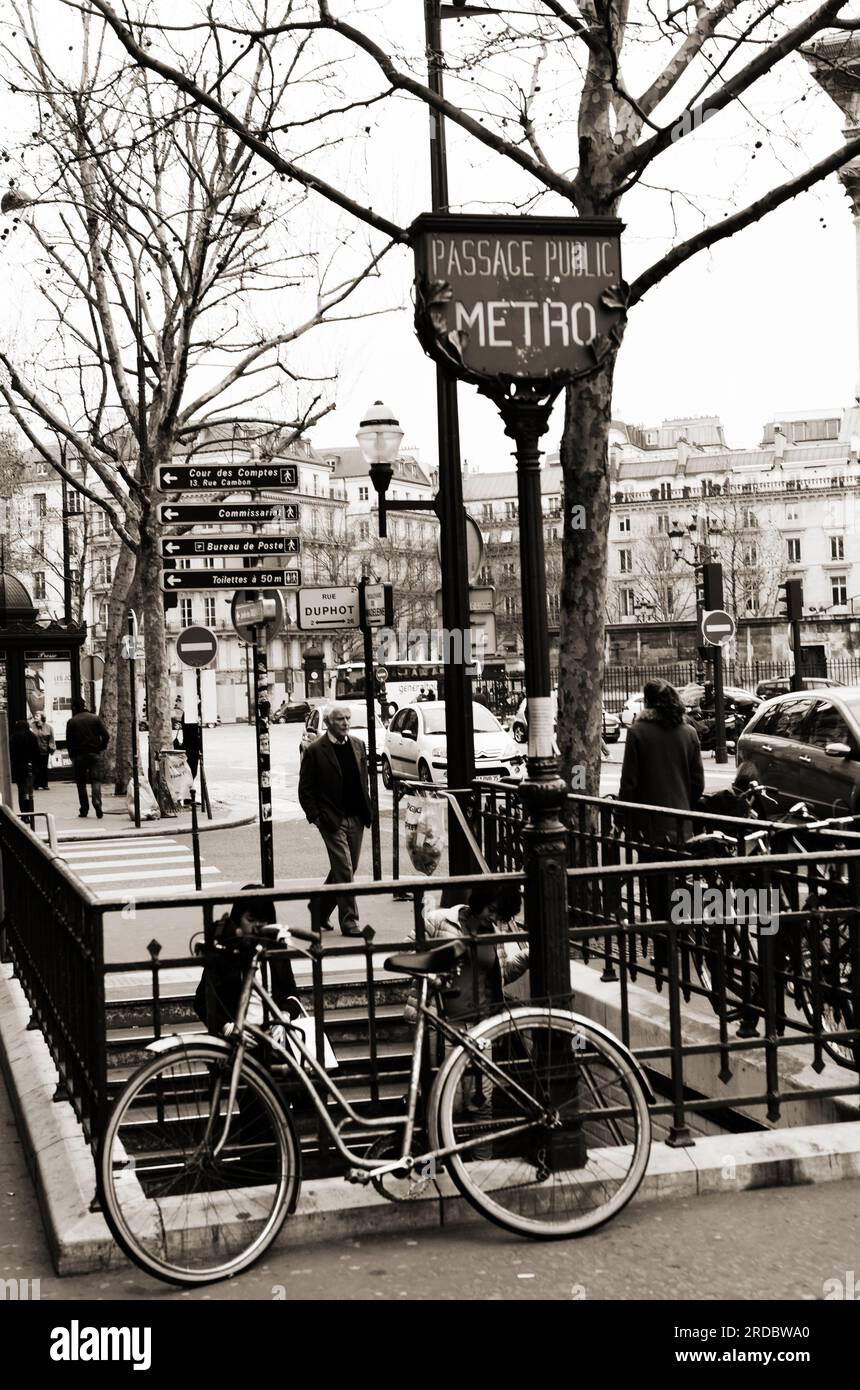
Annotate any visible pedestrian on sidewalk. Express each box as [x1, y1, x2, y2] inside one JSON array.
[[65, 696, 110, 819], [619, 678, 704, 946], [29, 711, 55, 789], [9, 719, 40, 813], [194, 886, 301, 1035], [298, 704, 372, 937]]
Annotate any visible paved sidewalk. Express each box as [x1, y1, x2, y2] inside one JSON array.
[[20, 777, 255, 841]]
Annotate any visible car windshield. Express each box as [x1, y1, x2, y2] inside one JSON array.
[[420, 704, 502, 735]]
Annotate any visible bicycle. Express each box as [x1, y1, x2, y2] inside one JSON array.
[[97, 925, 654, 1286]]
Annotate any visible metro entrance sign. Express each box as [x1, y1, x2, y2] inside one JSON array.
[[412, 213, 624, 387], [157, 463, 298, 491], [701, 609, 736, 647]]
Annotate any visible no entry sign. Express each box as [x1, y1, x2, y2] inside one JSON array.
[[176, 625, 218, 668], [701, 609, 736, 647], [412, 213, 624, 387]]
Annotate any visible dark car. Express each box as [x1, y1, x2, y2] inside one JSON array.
[[754, 675, 844, 701], [736, 686, 860, 816], [271, 700, 311, 724]]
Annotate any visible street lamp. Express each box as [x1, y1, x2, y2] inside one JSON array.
[[356, 401, 406, 538]]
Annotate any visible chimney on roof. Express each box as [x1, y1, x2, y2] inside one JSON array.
[[676, 437, 690, 473], [773, 425, 786, 462]]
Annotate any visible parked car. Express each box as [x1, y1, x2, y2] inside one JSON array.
[[381, 701, 525, 787], [736, 686, 860, 816], [271, 699, 311, 724], [622, 685, 760, 729], [299, 701, 387, 760], [510, 695, 620, 743], [754, 675, 844, 701]]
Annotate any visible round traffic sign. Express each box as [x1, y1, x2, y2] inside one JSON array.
[[176, 625, 218, 668], [436, 511, 484, 584], [375, 666, 388, 685], [231, 589, 286, 645], [701, 609, 736, 647], [80, 653, 105, 683]]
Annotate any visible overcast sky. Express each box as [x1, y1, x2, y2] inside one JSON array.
[[2, 2, 857, 468]]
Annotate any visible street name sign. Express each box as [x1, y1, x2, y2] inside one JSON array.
[[412, 213, 624, 387], [159, 502, 300, 525], [162, 568, 301, 591], [701, 609, 736, 647], [176, 625, 218, 668], [157, 463, 298, 492], [358, 583, 394, 630], [161, 535, 300, 559], [297, 586, 360, 630]]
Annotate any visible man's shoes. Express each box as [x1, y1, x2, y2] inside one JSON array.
[[341, 926, 363, 937], [94, 807, 103, 819], [319, 921, 335, 932], [78, 810, 89, 818]]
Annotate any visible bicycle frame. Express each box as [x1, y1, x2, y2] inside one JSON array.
[[203, 946, 549, 1175]]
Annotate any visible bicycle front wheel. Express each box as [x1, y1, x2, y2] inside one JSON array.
[[431, 1010, 651, 1239], [98, 1044, 300, 1286]]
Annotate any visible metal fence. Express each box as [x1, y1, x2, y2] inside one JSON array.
[[602, 658, 860, 705], [2, 802, 859, 1193]]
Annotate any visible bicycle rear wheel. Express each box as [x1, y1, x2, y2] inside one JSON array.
[[98, 1044, 300, 1285], [431, 1009, 651, 1239]]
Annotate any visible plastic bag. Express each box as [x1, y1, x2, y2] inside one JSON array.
[[404, 790, 446, 875], [128, 777, 161, 821]]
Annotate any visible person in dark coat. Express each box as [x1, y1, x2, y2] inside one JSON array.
[[194, 886, 300, 1035], [9, 719, 40, 812], [29, 712, 56, 788], [297, 705, 372, 936], [619, 679, 705, 942], [65, 696, 110, 818]]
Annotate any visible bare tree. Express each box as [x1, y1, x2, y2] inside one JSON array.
[[705, 493, 787, 619], [86, 0, 860, 789], [0, 2, 391, 786], [627, 532, 693, 624]]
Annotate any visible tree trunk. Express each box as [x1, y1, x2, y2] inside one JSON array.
[[113, 566, 144, 794], [138, 508, 172, 804], [557, 353, 618, 795], [98, 543, 136, 784]]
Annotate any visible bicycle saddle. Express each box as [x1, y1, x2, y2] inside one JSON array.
[[385, 939, 467, 978]]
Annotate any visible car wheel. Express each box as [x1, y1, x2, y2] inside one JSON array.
[[418, 760, 433, 784], [512, 722, 526, 744], [381, 757, 393, 789]]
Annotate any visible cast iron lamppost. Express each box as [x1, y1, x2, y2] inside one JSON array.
[[669, 511, 728, 763]]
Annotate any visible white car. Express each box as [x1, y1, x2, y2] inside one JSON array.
[[381, 701, 525, 787], [299, 702, 387, 761], [510, 695, 620, 743], [620, 693, 644, 727]]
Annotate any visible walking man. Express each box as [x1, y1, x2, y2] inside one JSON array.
[[298, 705, 372, 936], [29, 711, 55, 789], [65, 696, 110, 818]]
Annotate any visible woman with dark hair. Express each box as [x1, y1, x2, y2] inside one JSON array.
[[9, 719, 40, 812], [619, 680, 705, 940], [194, 884, 301, 1034]]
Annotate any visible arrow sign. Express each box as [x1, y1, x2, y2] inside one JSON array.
[[701, 609, 736, 647], [157, 463, 298, 492], [159, 502, 300, 525], [162, 569, 301, 591], [160, 535, 300, 558], [176, 625, 218, 669]]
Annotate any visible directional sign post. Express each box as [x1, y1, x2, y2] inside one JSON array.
[[161, 536, 300, 559], [175, 626, 217, 820], [157, 463, 298, 492], [297, 586, 360, 630], [162, 568, 301, 592], [159, 502, 300, 525]]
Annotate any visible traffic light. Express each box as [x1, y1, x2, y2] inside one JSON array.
[[695, 561, 724, 611], [778, 578, 803, 622]]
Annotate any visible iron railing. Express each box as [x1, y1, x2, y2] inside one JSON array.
[[602, 659, 860, 706]]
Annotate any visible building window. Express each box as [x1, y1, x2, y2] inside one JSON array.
[[479, 565, 492, 584], [618, 516, 631, 534], [358, 486, 369, 501], [204, 597, 216, 627], [742, 508, 757, 529], [99, 601, 109, 627], [180, 598, 193, 626], [620, 587, 636, 618], [787, 537, 802, 564], [831, 574, 848, 607], [505, 501, 517, 520], [33, 571, 46, 599], [91, 508, 109, 537], [742, 543, 758, 567], [503, 562, 516, 579], [503, 595, 518, 617], [785, 504, 799, 523], [656, 514, 669, 533], [67, 491, 83, 515], [32, 493, 47, 521], [547, 593, 560, 622], [97, 556, 112, 585], [830, 535, 845, 561], [619, 548, 633, 573], [482, 502, 494, 521], [358, 521, 370, 541]]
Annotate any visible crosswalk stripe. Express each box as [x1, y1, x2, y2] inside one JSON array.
[[63, 845, 188, 860], [82, 865, 222, 884], [70, 856, 201, 872]]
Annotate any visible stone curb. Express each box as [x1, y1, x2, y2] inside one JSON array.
[[3, 960, 860, 1277], [56, 808, 257, 843]]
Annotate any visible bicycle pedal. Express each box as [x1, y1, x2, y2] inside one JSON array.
[[345, 1168, 373, 1186]]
